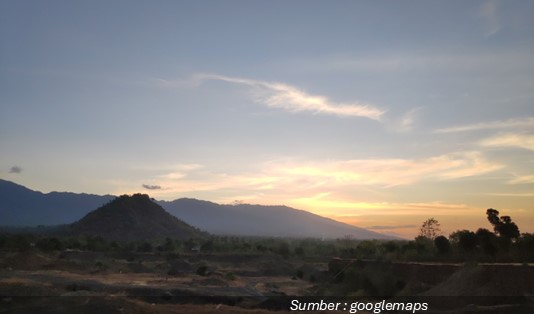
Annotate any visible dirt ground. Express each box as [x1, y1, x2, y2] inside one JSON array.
[[0, 251, 324, 313], [2, 251, 534, 313]]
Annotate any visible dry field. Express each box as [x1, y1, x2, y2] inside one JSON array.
[[0, 251, 325, 313]]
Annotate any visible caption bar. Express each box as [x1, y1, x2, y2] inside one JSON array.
[[290, 299, 428, 313]]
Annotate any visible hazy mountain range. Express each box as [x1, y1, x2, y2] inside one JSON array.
[[158, 198, 393, 239], [0, 179, 114, 226], [0, 179, 394, 239]]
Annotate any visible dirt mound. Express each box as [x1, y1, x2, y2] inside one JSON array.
[[195, 277, 229, 287], [0, 252, 54, 270], [296, 263, 325, 281], [257, 256, 294, 276], [42, 259, 85, 272], [424, 264, 534, 296], [167, 259, 193, 276]]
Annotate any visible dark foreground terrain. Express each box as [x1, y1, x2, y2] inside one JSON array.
[[0, 250, 317, 313], [1, 249, 534, 313]]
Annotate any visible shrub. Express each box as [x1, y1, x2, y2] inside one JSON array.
[[196, 265, 208, 276]]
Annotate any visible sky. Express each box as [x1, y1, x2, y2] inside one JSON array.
[[1, 0, 533, 238]]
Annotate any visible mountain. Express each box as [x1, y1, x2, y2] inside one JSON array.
[[0, 179, 114, 226], [1, 180, 394, 239], [70, 194, 205, 241], [158, 198, 395, 239]]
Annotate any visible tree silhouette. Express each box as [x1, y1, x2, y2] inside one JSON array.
[[419, 218, 441, 240], [450, 230, 477, 252], [486, 208, 501, 230], [434, 235, 451, 254], [499, 216, 520, 240], [475, 228, 498, 256], [486, 208, 520, 241]]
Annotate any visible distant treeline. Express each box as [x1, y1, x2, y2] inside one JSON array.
[[1, 208, 533, 263], [0, 233, 339, 258], [1, 232, 533, 263]]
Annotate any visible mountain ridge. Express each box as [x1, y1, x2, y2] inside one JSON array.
[[0, 179, 395, 239], [159, 198, 394, 239], [0, 179, 114, 226]]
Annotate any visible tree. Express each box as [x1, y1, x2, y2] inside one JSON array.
[[200, 239, 214, 252], [486, 208, 501, 230], [517, 233, 534, 262], [419, 218, 441, 240], [450, 230, 477, 252], [486, 208, 520, 241], [475, 228, 498, 257], [36, 237, 63, 251], [275, 241, 291, 259], [7, 234, 31, 252], [137, 242, 153, 252], [434, 236, 451, 255], [162, 237, 175, 252], [499, 216, 520, 240], [294, 246, 305, 257], [86, 236, 107, 251]]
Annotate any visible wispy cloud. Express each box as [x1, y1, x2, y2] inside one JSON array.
[[263, 152, 502, 188], [293, 196, 479, 219], [508, 174, 534, 184], [143, 151, 502, 203], [479, 133, 534, 151], [399, 108, 420, 131], [478, 0, 500, 37], [161, 73, 385, 120], [9, 166, 23, 174], [484, 192, 534, 197], [388, 107, 422, 132], [142, 184, 162, 190], [367, 224, 418, 231], [435, 117, 534, 133]]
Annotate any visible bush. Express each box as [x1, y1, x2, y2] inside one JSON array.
[[36, 237, 63, 251], [225, 272, 236, 281], [5, 235, 32, 252], [196, 265, 208, 276]]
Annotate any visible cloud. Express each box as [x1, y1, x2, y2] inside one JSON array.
[[263, 151, 502, 188], [367, 224, 418, 230], [132, 163, 203, 173], [163, 74, 385, 120], [122, 152, 502, 209], [142, 184, 162, 190], [388, 107, 422, 132], [484, 192, 534, 197], [508, 174, 534, 184], [399, 108, 419, 131], [479, 133, 534, 151], [478, 0, 500, 37], [293, 195, 480, 216], [143, 151, 502, 205], [435, 117, 534, 133], [9, 166, 22, 174]]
